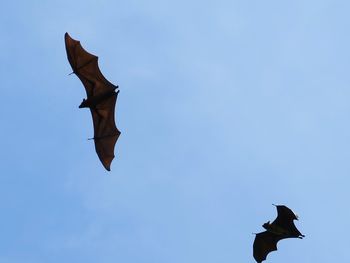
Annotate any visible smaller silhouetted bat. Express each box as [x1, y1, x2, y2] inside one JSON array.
[[64, 32, 120, 171], [253, 204, 304, 263]]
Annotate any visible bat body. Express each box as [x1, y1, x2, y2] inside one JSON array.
[[64, 32, 120, 171], [253, 205, 304, 263], [79, 88, 118, 109]]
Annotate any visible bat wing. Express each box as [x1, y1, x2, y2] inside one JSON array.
[[91, 92, 120, 171], [64, 32, 117, 98], [272, 205, 304, 237], [274, 205, 298, 221], [253, 231, 283, 263]]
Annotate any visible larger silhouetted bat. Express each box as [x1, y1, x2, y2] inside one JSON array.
[[64, 32, 120, 171], [253, 205, 304, 263]]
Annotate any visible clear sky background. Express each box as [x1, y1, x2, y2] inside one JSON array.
[[1, 0, 350, 262]]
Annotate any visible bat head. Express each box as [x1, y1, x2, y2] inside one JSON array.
[[79, 99, 88, 108], [262, 221, 271, 230]]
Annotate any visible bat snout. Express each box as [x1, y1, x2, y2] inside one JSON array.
[[79, 99, 88, 108]]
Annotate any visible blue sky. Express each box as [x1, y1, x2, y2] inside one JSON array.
[[1, 0, 350, 262]]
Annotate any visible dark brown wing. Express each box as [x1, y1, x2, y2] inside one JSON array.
[[64, 32, 117, 98], [253, 231, 284, 263], [274, 205, 298, 221], [272, 205, 303, 237], [91, 92, 120, 171]]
